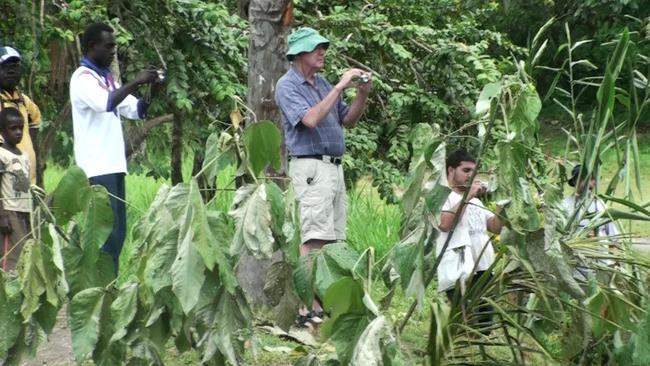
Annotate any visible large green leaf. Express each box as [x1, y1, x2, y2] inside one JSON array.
[[206, 211, 237, 294], [17, 239, 47, 319], [201, 131, 236, 185], [182, 179, 218, 271], [197, 288, 252, 366], [509, 83, 542, 144], [329, 313, 371, 365], [475, 81, 503, 116], [70, 287, 106, 363], [229, 183, 274, 259], [127, 185, 171, 273], [243, 120, 282, 177], [350, 315, 404, 366], [409, 123, 434, 171], [62, 241, 115, 299], [110, 281, 139, 343], [280, 186, 301, 266], [0, 275, 22, 358], [312, 244, 361, 297], [264, 261, 300, 331], [80, 185, 114, 263], [293, 255, 314, 307], [496, 142, 541, 233], [50, 166, 90, 225], [171, 196, 206, 314], [321, 277, 366, 339]]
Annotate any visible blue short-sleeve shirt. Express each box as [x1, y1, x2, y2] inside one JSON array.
[[275, 67, 349, 157]]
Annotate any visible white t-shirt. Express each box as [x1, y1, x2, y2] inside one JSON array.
[[436, 190, 496, 291], [0, 146, 31, 212], [70, 66, 142, 178], [562, 195, 618, 238], [562, 195, 618, 269]]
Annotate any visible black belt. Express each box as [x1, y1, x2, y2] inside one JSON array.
[[291, 154, 342, 165]]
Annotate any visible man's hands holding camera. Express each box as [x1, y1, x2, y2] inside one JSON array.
[[336, 68, 372, 94]]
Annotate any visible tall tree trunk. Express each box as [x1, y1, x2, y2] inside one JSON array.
[[236, 0, 292, 308], [171, 111, 184, 185]]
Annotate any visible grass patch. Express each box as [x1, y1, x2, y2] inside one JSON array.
[[540, 125, 650, 235]]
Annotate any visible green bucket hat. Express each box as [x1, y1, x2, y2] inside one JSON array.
[[286, 27, 330, 60]]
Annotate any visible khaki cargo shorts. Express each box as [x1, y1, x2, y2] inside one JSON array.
[[289, 157, 347, 243]]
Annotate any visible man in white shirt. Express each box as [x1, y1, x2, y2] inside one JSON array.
[[436, 149, 504, 331], [562, 164, 618, 274], [70, 22, 160, 272]]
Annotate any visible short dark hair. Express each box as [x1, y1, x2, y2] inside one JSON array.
[[81, 22, 114, 55], [0, 107, 23, 129], [446, 148, 476, 171]]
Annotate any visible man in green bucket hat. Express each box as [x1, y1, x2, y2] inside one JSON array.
[[275, 27, 372, 326]]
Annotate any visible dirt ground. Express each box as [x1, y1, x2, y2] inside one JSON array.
[[22, 309, 74, 366]]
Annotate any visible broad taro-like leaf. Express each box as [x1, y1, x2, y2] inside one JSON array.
[[392, 224, 426, 306], [50, 166, 90, 225], [18, 239, 47, 319], [80, 185, 114, 264], [321, 277, 367, 339], [92, 291, 125, 366], [409, 123, 434, 171], [281, 186, 301, 267], [293, 255, 314, 307], [197, 287, 252, 366], [4, 317, 46, 366], [202, 131, 236, 186], [128, 185, 171, 272], [182, 179, 218, 271], [0, 275, 22, 358], [171, 192, 206, 314], [47, 224, 69, 298], [350, 315, 404, 366], [330, 313, 371, 365], [496, 142, 541, 233], [475, 81, 502, 116], [230, 183, 274, 259], [110, 281, 139, 343], [312, 243, 361, 298], [206, 211, 237, 294], [62, 239, 115, 299], [509, 83, 542, 144], [243, 120, 282, 177], [70, 287, 106, 363], [264, 261, 300, 331]]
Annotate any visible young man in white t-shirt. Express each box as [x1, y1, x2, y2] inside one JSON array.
[[563, 164, 618, 275], [436, 149, 504, 325], [70, 22, 161, 272]]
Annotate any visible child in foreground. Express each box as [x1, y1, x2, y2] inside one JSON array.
[[0, 107, 32, 273]]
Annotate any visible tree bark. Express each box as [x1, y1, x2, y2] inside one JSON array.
[[124, 113, 174, 159], [236, 0, 292, 308], [171, 111, 184, 185], [245, 0, 292, 175]]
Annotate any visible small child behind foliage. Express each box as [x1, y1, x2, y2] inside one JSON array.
[[0, 107, 32, 273]]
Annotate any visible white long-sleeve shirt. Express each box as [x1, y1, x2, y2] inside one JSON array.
[[70, 65, 143, 178]]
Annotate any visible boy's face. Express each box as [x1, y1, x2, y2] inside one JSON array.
[[2, 115, 24, 145], [447, 161, 476, 190]]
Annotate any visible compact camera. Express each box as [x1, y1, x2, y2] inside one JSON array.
[[353, 73, 370, 84], [156, 69, 166, 82]]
